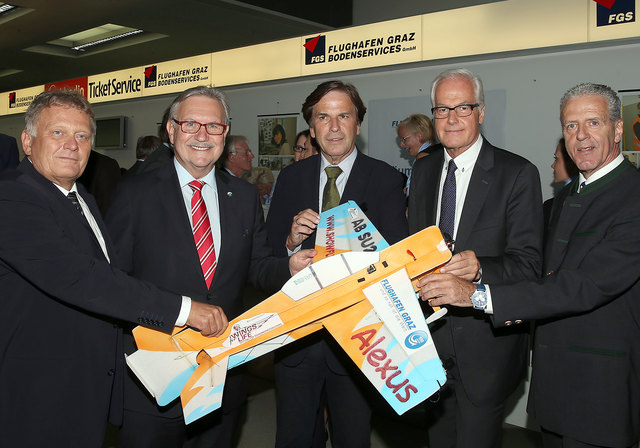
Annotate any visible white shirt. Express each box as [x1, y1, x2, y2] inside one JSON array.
[[436, 135, 484, 244]]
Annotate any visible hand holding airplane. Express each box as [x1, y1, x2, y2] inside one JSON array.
[[127, 202, 451, 423]]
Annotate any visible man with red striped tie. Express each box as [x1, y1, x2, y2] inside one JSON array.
[[106, 86, 314, 448]]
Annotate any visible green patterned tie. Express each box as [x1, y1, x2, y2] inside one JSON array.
[[322, 166, 342, 212]]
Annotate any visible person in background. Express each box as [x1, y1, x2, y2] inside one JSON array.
[[408, 68, 543, 448], [420, 82, 640, 448], [0, 132, 19, 172], [127, 135, 162, 176], [247, 166, 275, 219], [544, 138, 578, 237], [293, 129, 319, 162], [219, 135, 254, 178], [0, 89, 229, 448], [397, 113, 437, 196], [137, 107, 174, 175]]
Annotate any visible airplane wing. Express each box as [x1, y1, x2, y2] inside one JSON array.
[[323, 267, 446, 415]]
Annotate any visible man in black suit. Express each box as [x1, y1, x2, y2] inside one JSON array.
[[408, 68, 543, 447], [77, 148, 121, 215], [106, 86, 314, 448], [0, 132, 19, 172], [266, 80, 408, 447], [0, 90, 231, 447], [424, 83, 640, 447]]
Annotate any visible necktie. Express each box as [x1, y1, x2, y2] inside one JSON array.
[[67, 192, 84, 216], [439, 159, 457, 241], [322, 166, 342, 212], [188, 180, 217, 288]]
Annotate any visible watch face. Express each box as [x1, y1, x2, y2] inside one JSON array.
[[472, 290, 487, 309]]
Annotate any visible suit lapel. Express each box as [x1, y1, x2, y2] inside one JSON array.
[[213, 170, 238, 291], [454, 140, 494, 251], [341, 152, 368, 210], [422, 150, 444, 226]]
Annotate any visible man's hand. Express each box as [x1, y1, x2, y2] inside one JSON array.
[[417, 273, 476, 308], [286, 209, 320, 252], [289, 249, 316, 276], [439, 250, 481, 282], [186, 301, 229, 337]]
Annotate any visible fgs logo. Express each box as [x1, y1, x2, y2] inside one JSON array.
[[144, 65, 157, 88], [596, 0, 635, 26], [9, 92, 16, 108], [304, 35, 326, 65]]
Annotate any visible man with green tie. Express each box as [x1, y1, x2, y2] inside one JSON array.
[[266, 80, 408, 447]]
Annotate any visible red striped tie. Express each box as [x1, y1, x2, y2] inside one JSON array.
[[188, 180, 216, 288]]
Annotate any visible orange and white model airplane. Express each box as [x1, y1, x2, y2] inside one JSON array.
[[126, 201, 450, 423]]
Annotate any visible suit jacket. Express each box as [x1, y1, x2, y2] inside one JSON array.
[[0, 160, 181, 447], [266, 151, 408, 371], [106, 161, 290, 418], [0, 132, 19, 173], [78, 150, 121, 215], [408, 139, 543, 406], [492, 160, 640, 447]]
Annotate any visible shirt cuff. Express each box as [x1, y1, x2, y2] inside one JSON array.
[[287, 244, 301, 257], [484, 284, 494, 315], [175, 296, 192, 327]]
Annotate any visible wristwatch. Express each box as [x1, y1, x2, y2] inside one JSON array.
[[470, 284, 487, 310]]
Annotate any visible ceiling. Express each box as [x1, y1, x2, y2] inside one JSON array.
[[0, 0, 352, 93]]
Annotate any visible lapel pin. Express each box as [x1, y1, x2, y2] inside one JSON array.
[[227, 191, 233, 197]]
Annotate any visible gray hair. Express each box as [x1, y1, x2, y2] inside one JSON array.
[[167, 86, 231, 125], [560, 83, 621, 122], [430, 68, 485, 106], [224, 135, 248, 155], [25, 90, 96, 141]]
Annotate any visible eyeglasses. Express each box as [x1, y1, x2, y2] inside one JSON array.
[[399, 135, 413, 144], [235, 149, 253, 156], [431, 104, 480, 119], [293, 145, 307, 152], [173, 119, 227, 135]]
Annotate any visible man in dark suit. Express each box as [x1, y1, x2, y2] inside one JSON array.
[[0, 90, 231, 447], [266, 80, 408, 447], [408, 69, 543, 448], [77, 148, 121, 215], [106, 86, 314, 448], [125, 135, 162, 176], [0, 132, 19, 172], [424, 83, 640, 447]]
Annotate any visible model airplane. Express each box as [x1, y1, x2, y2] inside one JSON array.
[[126, 201, 451, 423]]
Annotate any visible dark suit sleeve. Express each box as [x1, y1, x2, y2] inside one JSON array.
[[0, 180, 180, 331], [480, 161, 543, 284], [266, 165, 309, 257], [369, 163, 408, 245], [491, 188, 640, 325], [246, 186, 291, 292]]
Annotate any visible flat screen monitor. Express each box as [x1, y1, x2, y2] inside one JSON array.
[[95, 116, 126, 149]]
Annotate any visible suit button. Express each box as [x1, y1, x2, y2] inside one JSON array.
[[108, 368, 115, 376], [546, 270, 554, 276], [514, 320, 523, 325], [504, 321, 512, 326]]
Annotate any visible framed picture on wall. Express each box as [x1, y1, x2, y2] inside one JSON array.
[[620, 90, 640, 153], [257, 114, 298, 172]]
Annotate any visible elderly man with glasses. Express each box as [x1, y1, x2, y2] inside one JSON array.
[[218, 134, 254, 178], [408, 68, 543, 448], [105, 86, 314, 448]]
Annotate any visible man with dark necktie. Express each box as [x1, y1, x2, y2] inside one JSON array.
[[0, 90, 229, 447], [408, 68, 543, 448], [422, 83, 640, 448], [266, 80, 408, 447], [105, 86, 314, 447]]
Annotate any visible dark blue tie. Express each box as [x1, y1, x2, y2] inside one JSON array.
[[439, 159, 457, 240], [67, 192, 84, 216]]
